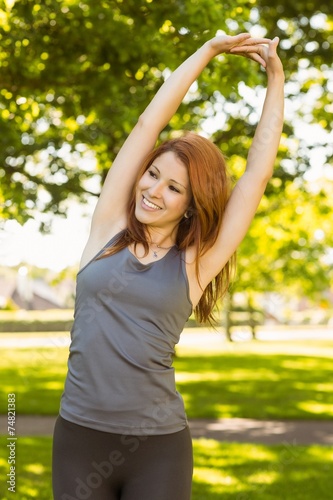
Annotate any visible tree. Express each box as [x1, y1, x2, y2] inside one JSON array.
[[1, 0, 331, 222], [1, 0, 332, 301], [0, 0, 253, 224]]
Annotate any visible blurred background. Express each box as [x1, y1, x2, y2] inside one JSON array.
[[1, 0, 332, 333], [0, 2, 333, 499]]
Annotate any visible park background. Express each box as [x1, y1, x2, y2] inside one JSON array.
[[0, 0, 332, 498]]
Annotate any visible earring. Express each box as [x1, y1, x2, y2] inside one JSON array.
[[184, 211, 190, 219]]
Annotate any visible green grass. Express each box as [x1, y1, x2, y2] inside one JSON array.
[[0, 347, 68, 415], [0, 436, 53, 500], [1, 338, 333, 419], [174, 348, 333, 420], [1, 335, 333, 498], [192, 439, 333, 499], [0, 436, 332, 499]]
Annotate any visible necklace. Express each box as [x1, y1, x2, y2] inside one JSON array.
[[150, 242, 174, 259]]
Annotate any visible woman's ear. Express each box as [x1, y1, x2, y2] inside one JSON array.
[[184, 206, 196, 219]]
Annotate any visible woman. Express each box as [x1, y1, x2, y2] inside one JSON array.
[[53, 32, 284, 500]]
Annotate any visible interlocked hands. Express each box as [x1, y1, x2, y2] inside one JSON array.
[[209, 33, 284, 77]]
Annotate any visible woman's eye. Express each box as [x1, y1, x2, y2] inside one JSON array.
[[148, 170, 157, 178], [169, 185, 180, 193]]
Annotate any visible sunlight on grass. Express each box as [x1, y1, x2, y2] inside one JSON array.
[[282, 358, 325, 369], [176, 364, 285, 382], [193, 440, 288, 497], [213, 403, 241, 417], [1, 347, 68, 365], [243, 446, 277, 462], [177, 337, 333, 357], [176, 372, 207, 382], [2, 340, 333, 419], [20, 486, 40, 497], [293, 382, 333, 392], [227, 368, 281, 381], [298, 401, 333, 416], [248, 469, 278, 485], [194, 467, 235, 485], [306, 447, 333, 460], [0, 437, 332, 499], [173, 347, 333, 419], [42, 381, 64, 390], [192, 439, 333, 499], [0, 437, 53, 500], [25, 463, 45, 475], [0, 347, 68, 414]]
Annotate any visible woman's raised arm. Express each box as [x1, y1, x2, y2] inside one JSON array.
[[196, 37, 285, 290], [90, 33, 270, 239]]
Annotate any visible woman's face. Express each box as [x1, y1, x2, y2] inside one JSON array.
[[135, 151, 192, 232]]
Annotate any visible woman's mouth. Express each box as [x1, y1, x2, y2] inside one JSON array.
[[142, 196, 162, 210]]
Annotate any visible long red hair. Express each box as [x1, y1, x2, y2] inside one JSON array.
[[99, 132, 236, 324]]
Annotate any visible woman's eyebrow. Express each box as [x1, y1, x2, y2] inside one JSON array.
[[151, 164, 187, 190], [170, 179, 187, 189]]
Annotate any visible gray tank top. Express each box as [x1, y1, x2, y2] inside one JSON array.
[[60, 232, 192, 435]]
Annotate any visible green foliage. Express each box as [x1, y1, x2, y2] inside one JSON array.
[[235, 179, 333, 299], [0, 0, 254, 223], [0, 0, 331, 218]]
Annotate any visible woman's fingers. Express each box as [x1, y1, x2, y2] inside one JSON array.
[[268, 36, 280, 55], [229, 44, 265, 53], [266, 37, 284, 75], [232, 32, 252, 41], [229, 36, 282, 71], [240, 51, 267, 67], [229, 43, 268, 66], [210, 33, 275, 57], [221, 34, 281, 70], [236, 37, 271, 46]]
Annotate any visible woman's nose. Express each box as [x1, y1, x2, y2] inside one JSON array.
[[148, 181, 162, 198]]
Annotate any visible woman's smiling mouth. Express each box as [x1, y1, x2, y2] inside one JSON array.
[[142, 196, 162, 210]]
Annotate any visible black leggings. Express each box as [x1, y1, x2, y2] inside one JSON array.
[[52, 416, 193, 500]]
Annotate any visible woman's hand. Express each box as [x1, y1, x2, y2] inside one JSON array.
[[229, 36, 284, 77], [209, 33, 270, 66]]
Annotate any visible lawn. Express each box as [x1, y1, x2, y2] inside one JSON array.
[[0, 436, 332, 499], [1, 334, 333, 499], [1, 337, 333, 419]]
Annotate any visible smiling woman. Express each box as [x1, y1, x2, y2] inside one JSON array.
[[135, 151, 192, 228], [96, 132, 234, 312], [53, 31, 284, 500]]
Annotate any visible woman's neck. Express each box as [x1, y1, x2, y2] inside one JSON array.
[[145, 226, 177, 248]]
